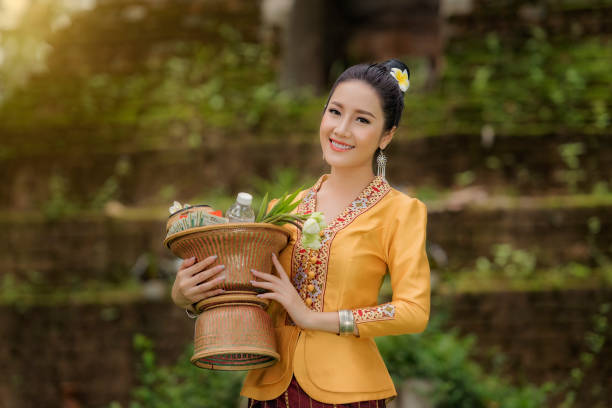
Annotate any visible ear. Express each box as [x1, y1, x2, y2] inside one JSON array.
[[379, 126, 397, 150]]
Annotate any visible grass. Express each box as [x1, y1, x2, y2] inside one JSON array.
[[2, 187, 611, 223], [436, 265, 612, 295], [0, 275, 152, 307]]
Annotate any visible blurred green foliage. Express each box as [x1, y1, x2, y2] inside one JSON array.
[[109, 334, 245, 408], [546, 301, 610, 408], [1, 25, 611, 158], [116, 304, 551, 408], [251, 167, 314, 200], [41, 173, 80, 220], [40, 156, 132, 221], [0, 272, 144, 308], [377, 302, 551, 408], [558, 142, 587, 193], [184, 167, 317, 218], [475, 244, 538, 280], [427, 28, 612, 136], [439, 243, 612, 293], [0, 24, 324, 157]]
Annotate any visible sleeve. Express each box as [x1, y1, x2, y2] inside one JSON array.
[[351, 198, 430, 338]]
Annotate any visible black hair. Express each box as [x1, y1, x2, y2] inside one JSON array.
[[322, 58, 410, 171], [323, 58, 409, 133]]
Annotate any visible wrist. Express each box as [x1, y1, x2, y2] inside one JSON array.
[[170, 285, 184, 307], [297, 307, 315, 330]]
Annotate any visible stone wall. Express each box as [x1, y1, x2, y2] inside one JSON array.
[[1, 203, 609, 285], [445, 0, 612, 38], [428, 204, 612, 268], [0, 301, 193, 408], [0, 217, 167, 284], [446, 289, 612, 407], [1, 289, 610, 407], [2, 134, 610, 210]]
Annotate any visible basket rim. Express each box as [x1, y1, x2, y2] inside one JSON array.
[[168, 204, 213, 218], [164, 222, 292, 248]]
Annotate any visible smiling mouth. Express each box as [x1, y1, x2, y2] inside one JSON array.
[[329, 138, 355, 150]]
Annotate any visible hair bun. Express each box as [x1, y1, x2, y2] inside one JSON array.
[[380, 59, 410, 93]]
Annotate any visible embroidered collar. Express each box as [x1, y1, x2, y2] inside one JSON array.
[[306, 173, 388, 230], [287, 173, 391, 318]]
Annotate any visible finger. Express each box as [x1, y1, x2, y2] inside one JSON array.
[[251, 269, 281, 284], [195, 275, 227, 292], [256, 292, 280, 302], [250, 280, 276, 291], [193, 288, 225, 303], [192, 264, 226, 285], [180, 256, 197, 270], [185, 255, 219, 277], [271, 253, 290, 282]]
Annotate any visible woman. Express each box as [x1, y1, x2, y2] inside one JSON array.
[[171, 59, 430, 407]]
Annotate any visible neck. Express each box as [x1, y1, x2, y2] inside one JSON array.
[[323, 165, 376, 195]]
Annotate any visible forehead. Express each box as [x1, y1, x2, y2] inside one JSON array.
[[329, 80, 383, 115]]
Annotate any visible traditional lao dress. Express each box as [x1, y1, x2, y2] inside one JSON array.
[[242, 173, 431, 406]]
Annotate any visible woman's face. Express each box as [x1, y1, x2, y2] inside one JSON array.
[[320, 80, 394, 173]]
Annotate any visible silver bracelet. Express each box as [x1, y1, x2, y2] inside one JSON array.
[[338, 309, 355, 336]]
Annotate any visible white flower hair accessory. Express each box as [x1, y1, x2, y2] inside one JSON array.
[[390, 67, 410, 92]]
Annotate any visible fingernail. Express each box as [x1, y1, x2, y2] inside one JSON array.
[[219, 264, 225, 269], [250, 280, 255, 284], [189, 256, 196, 261], [256, 294, 262, 298], [211, 255, 218, 259], [272, 253, 277, 259]]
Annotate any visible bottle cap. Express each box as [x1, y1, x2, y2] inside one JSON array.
[[236, 192, 253, 206]]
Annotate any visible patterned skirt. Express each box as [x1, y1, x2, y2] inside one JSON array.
[[247, 375, 388, 408]]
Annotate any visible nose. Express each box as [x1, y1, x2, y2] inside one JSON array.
[[333, 116, 351, 139]]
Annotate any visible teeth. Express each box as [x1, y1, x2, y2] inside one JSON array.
[[331, 139, 354, 150]]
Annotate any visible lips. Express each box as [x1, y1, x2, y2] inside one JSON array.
[[329, 138, 355, 150]]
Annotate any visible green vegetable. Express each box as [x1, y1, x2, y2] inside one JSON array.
[[255, 186, 311, 228]]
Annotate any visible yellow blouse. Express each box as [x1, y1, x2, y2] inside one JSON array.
[[240, 173, 431, 404]]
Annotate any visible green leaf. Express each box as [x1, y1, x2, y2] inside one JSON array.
[[267, 190, 288, 216], [254, 184, 309, 226], [255, 191, 269, 222]]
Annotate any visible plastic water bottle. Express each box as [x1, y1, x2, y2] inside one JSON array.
[[226, 192, 255, 223]]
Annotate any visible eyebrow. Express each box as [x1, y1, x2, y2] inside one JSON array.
[[330, 101, 376, 119]]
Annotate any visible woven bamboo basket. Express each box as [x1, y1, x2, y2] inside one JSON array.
[[164, 222, 291, 370]]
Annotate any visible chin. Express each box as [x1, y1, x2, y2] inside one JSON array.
[[324, 156, 367, 170]]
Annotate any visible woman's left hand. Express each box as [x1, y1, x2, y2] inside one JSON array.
[[251, 253, 312, 328]]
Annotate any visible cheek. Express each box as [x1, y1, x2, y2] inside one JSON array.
[[353, 127, 379, 146], [319, 116, 333, 136]]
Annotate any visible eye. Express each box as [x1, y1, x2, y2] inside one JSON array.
[[328, 108, 340, 116], [357, 117, 370, 124]]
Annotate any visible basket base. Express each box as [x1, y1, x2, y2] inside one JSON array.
[[191, 349, 280, 371], [192, 304, 279, 371]]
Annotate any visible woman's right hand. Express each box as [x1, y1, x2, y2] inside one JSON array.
[[171, 255, 226, 310]]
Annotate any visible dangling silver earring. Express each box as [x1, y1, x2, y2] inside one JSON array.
[[376, 149, 387, 180]]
